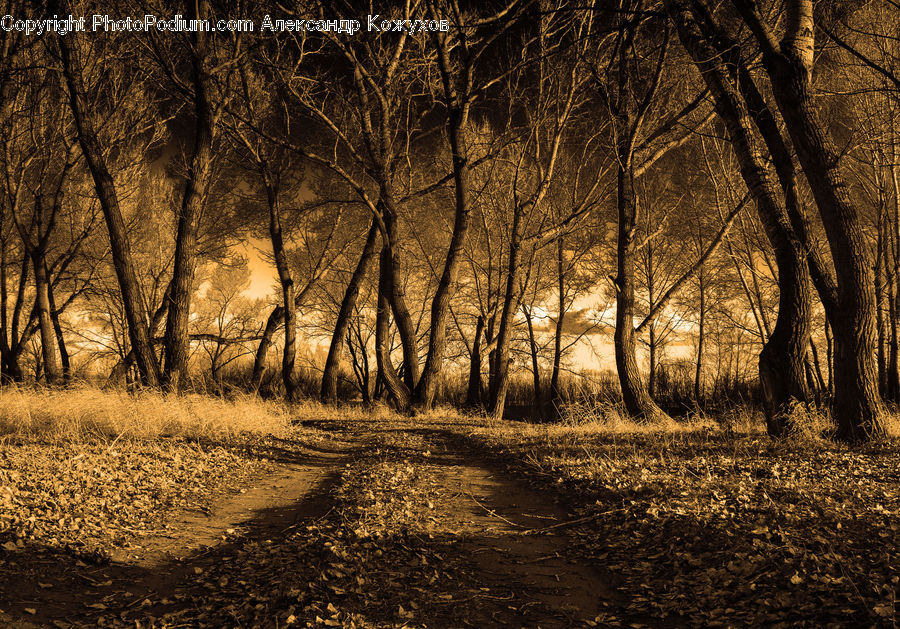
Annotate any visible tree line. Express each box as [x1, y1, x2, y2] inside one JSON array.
[[0, 0, 898, 442]]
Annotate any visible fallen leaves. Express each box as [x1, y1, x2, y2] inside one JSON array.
[[458, 423, 900, 626], [3, 413, 896, 627], [0, 438, 276, 560]]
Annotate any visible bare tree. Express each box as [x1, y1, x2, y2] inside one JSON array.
[[666, 0, 815, 436], [53, 2, 161, 386], [729, 0, 884, 441]]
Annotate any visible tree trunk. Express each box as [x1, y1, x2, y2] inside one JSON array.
[[646, 237, 658, 401], [278, 271, 297, 400], [875, 216, 887, 395], [825, 320, 834, 394], [321, 219, 379, 402], [523, 305, 542, 417], [375, 242, 410, 409], [732, 0, 884, 441], [0, 228, 8, 381], [488, 205, 524, 420], [2, 263, 37, 385], [163, 0, 216, 389], [890, 159, 900, 402], [725, 36, 839, 322], [804, 354, 818, 402], [261, 176, 297, 400], [667, 0, 811, 437], [648, 325, 659, 400], [810, 339, 827, 400], [46, 268, 70, 381], [31, 250, 61, 385], [56, 22, 160, 387], [549, 238, 566, 419], [694, 265, 706, 405], [466, 315, 485, 409], [889, 279, 900, 402], [614, 161, 666, 421], [252, 305, 284, 391], [412, 88, 473, 409], [610, 25, 668, 423], [1, 351, 21, 383], [378, 196, 419, 393], [486, 311, 497, 399]]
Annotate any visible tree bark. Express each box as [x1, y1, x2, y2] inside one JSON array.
[[321, 218, 379, 402], [412, 40, 473, 409], [890, 158, 900, 402], [486, 311, 497, 399], [523, 305, 543, 417], [614, 161, 666, 421], [260, 175, 297, 400], [810, 339, 827, 400], [888, 279, 900, 401], [466, 314, 485, 409], [722, 37, 839, 321], [378, 195, 419, 394], [0, 224, 8, 381], [56, 22, 160, 387], [825, 320, 834, 394], [667, 0, 812, 436], [251, 304, 284, 391], [487, 204, 524, 420], [11, 193, 63, 386], [163, 0, 217, 389], [610, 21, 669, 423], [694, 265, 706, 405], [648, 324, 659, 400], [375, 242, 411, 409], [31, 249, 61, 384], [731, 0, 884, 441], [875, 211, 887, 396], [46, 269, 70, 381], [387, 250, 418, 393]]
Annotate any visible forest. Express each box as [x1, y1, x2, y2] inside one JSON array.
[[0, 0, 899, 627], [1, 0, 899, 441]]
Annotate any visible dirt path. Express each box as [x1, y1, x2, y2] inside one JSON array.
[[1, 422, 615, 628], [298, 421, 617, 627], [436, 451, 614, 626], [0, 438, 358, 628]]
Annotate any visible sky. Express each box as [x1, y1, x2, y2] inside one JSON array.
[[242, 237, 280, 300], [238, 237, 696, 373]]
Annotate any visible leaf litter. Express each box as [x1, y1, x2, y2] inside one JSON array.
[[451, 423, 900, 627], [2, 414, 897, 628]]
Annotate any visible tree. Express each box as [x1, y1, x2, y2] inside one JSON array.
[[53, 0, 161, 386], [156, 0, 235, 389], [587, 0, 717, 422], [666, 0, 815, 436], [730, 0, 885, 441], [484, 4, 600, 419]]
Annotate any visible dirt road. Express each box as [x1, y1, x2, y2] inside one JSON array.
[[0, 419, 614, 628]]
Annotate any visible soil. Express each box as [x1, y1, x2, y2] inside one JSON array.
[[432, 449, 616, 627], [0, 422, 615, 628]]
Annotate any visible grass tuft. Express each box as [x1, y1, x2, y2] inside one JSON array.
[[0, 386, 295, 441]]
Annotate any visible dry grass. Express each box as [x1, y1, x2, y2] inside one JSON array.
[[0, 386, 296, 441], [559, 398, 719, 432], [0, 385, 478, 443]]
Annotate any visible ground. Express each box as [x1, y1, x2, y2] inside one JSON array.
[[0, 411, 898, 628]]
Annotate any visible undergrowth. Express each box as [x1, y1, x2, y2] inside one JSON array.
[[0, 386, 297, 441]]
